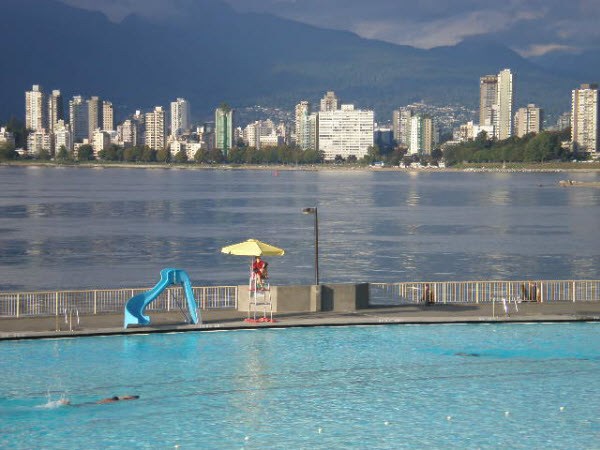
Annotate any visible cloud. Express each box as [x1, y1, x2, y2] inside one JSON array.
[[59, 0, 600, 54]]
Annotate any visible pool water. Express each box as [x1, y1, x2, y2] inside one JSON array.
[[1, 323, 599, 448]]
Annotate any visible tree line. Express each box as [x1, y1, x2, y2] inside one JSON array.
[[443, 129, 574, 165]]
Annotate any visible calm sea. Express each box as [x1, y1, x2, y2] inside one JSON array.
[[0, 166, 598, 292]]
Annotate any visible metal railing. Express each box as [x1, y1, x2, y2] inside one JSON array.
[[370, 280, 600, 305], [0, 286, 237, 318]]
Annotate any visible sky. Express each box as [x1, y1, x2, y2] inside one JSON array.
[[60, 0, 600, 57]]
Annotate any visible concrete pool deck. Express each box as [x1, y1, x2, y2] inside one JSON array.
[[2, 302, 600, 341]]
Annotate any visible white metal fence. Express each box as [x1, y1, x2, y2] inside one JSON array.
[[0, 286, 237, 318], [370, 280, 600, 305]]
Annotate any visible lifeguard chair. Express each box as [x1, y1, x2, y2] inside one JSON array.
[[248, 257, 273, 322], [220, 239, 285, 324]]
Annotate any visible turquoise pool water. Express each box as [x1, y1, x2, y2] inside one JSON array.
[[1, 324, 599, 448]]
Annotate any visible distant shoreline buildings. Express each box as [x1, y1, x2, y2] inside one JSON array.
[[11, 73, 600, 160]]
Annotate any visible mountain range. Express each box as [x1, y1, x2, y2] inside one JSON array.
[[0, 0, 595, 125]]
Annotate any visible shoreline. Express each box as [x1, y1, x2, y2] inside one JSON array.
[[2, 303, 600, 341], [2, 161, 600, 173]]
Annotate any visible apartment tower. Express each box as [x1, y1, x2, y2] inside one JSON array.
[[25, 85, 47, 131], [145, 106, 166, 150], [571, 83, 599, 155]]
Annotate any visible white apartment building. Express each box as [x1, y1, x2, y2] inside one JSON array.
[[117, 119, 138, 148], [170, 98, 190, 137], [27, 129, 53, 155], [318, 104, 374, 160], [69, 96, 89, 143], [408, 114, 437, 156], [92, 128, 110, 156], [571, 83, 599, 155], [0, 127, 15, 148], [145, 106, 166, 150], [54, 120, 73, 152], [25, 85, 46, 131], [103, 101, 114, 131], [48, 90, 63, 132], [514, 104, 543, 137], [495, 69, 513, 140], [243, 120, 275, 149]]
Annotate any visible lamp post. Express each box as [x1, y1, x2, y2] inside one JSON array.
[[302, 206, 319, 285]]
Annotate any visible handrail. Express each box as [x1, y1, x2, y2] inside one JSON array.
[[370, 280, 600, 305], [0, 285, 238, 318]]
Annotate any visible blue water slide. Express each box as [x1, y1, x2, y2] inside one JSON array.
[[123, 268, 201, 328]]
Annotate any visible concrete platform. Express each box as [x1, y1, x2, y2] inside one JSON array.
[[2, 302, 600, 341]]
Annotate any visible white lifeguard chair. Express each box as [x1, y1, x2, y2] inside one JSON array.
[[220, 239, 285, 324], [247, 258, 273, 322]]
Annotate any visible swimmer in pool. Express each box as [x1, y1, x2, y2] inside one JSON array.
[[59, 395, 139, 406]]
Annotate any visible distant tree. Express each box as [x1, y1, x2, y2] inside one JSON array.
[[347, 155, 358, 164], [156, 149, 170, 163], [36, 148, 51, 160], [99, 144, 123, 161], [77, 144, 94, 161], [226, 146, 245, 164], [193, 148, 208, 163], [5, 116, 28, 148], [431, 148, 443, 160], [0, 142, 18, 160], [334, 154, 345, 163], [362, 145, 381, 164], [56, 145, 71, 161], [208, 148, 224, 163], [140, 146, 156, 162], [174, 150, 188, 163]]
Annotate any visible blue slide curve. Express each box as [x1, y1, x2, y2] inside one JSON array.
[[123, 268, 200, 328]]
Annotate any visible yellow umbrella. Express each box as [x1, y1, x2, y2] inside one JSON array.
[[221, 239, 285, 256]]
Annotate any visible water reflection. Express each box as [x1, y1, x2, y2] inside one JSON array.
[[0, 167, 599, 291]]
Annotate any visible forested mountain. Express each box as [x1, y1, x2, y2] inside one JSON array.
[[0, 0, 586, 123]]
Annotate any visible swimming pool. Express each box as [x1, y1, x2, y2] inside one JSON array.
[[1, 323, 599, 448]]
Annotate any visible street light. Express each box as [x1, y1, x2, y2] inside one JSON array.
[[302, 206, 319, 285]]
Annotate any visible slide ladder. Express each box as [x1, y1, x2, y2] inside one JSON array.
[[124, 268, 201, 328]]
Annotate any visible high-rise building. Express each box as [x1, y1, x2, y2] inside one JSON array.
[[118, 119, 137, 148], [514, 104, 543, 137], [25, 85, 47, 131], [27, 129, 53, 155], [408, 114, 437, 156], [145, 107, 166, 150], [317, 104, 374, 160], [87, 96, 102, 140], [102, 101, 114, 131], [132, 110, 146, 146], [392, 108, 412, 145], [571, 83, 599, 155], [48, 90, 63, 132], [479, 75, 497, 127], [495, 69, 513, 140], [54, 120, 73, 152], [295, 101, 313, 149], [92, 128, 110, 156], [215, 105, 234, 154], [320, 91, 340, 112], [69, 96, 89, 143], [170, 98, 190, 137]]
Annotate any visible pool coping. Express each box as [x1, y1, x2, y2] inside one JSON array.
[[2, 303, 600, 341]]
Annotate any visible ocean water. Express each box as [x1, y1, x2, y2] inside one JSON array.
[[1, 323, 599, 448], [0, 166, 599, 291]]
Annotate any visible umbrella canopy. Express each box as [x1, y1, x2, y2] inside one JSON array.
[[221, 239, 285, 257]]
